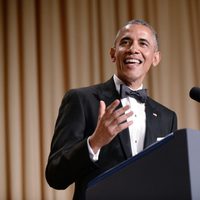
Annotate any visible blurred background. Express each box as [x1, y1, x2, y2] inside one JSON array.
[[0, 0, 200, 199]]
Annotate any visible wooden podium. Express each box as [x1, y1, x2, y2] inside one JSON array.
[[86, 129, 200, 200]]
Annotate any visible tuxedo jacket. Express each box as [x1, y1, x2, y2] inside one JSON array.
[[45, 77, 177, 200]]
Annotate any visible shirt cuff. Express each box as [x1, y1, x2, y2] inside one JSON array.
[[87, 137, 100, 162]]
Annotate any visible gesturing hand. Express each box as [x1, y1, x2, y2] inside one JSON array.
[[89, 99, 133, 153]]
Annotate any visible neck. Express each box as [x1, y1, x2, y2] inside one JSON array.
[[126, 82, 143, 90], [119, 77, 143, 90]]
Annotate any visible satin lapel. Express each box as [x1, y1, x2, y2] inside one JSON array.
[[97, 78, 132, 159], [118, 121, 132, 159], [144, 99, 161, 148]]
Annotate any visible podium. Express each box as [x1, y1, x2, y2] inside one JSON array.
[[86, 129, 200, 200]]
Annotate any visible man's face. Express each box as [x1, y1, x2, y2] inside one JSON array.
[[110, 24, 160, 88]]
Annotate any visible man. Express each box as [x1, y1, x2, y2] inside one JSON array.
[[45, 19, 177, 200]]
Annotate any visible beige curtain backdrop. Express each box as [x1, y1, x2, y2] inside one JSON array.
[[0, 0, 200, 199]]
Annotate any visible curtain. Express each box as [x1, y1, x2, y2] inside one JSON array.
[[0, 0, 200, 199]]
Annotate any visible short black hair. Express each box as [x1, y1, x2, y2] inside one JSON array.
[[114, 19, 159, 51]]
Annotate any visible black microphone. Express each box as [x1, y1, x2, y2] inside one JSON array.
[[189, 87, 200, 102]]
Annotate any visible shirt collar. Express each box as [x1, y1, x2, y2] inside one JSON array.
[[113, 74, 143, 94]]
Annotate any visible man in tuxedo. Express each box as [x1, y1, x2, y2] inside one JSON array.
[[45, 19, 177, 200]]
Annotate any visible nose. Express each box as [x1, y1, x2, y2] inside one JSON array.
[[128, 43, 139, 54]]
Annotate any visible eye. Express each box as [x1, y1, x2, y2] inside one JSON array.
[[120, 38, 131, 46], [139, 39, 150, 48], [140, 41, 148, 47]]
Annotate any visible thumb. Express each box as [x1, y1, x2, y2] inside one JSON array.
[[98, 100, 106, 120]]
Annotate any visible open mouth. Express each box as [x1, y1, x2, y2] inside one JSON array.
[[124, 58, 142, 65]]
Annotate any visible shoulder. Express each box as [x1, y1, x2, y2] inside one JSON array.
[[64, 82, 103, 99], [63, 77, 114, 100]]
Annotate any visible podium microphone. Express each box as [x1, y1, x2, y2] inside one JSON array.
[[189, 87, 200, 102]]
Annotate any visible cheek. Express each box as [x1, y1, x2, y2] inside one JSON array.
[[143, 53, 155, 66], [115, 52, 124, 65], [144, 50, 155, 60]]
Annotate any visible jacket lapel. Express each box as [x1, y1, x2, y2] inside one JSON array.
[[95, 79, 163, 157], [97, 77, 132, 159], [144, 98, 161, 148], [118, 126, 132, 159]]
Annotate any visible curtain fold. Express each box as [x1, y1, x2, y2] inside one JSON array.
[[1, 0, 200, 199]]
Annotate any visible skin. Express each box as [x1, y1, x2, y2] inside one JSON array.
[[89, 24, 161, 153]]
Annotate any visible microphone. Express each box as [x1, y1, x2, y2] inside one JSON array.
[[189, 87, 200, 102]]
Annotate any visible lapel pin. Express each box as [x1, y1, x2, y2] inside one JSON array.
[[153, 113, 157, 117]]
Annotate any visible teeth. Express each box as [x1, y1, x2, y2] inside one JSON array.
[[125, 58, 141, 64]]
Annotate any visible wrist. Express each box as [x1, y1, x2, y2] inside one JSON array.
[[88, 136, 101, 154]]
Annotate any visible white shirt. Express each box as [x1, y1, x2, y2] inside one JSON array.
[[113, 75, 146, 156], [88, 75, 146, 161]]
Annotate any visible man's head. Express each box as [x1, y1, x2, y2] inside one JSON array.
[[110, 19, 161, 89]]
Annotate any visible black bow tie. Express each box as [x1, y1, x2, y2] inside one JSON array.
[[120, 84, 147, 103]]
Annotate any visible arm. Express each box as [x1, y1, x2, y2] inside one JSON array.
[[45, 90, 97, 189], [45, 89, 133, 189]]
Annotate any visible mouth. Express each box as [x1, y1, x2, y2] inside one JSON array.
[[124, 58, 142, 65]]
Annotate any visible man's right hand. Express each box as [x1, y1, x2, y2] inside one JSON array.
[[89, 99, 133, 154]]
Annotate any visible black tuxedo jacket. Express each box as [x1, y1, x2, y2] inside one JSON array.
[[45, 77, 177, 200]]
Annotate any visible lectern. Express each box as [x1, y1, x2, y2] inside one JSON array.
[[86, 129, 200, 200]]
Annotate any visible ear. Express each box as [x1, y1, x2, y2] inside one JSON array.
[[110, 47, 116, 63], [152, 51, 161, 67]]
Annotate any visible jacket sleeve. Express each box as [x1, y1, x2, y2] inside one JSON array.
[[45, 90, 98, 189]]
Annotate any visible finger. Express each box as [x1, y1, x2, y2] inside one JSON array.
[[104, 101, 131, 124], [111, 110, 133, 126], [112, 104, 131, 119], [106, 99, 121, 114], [100, 99, 121, 122], [98, 100, 106, 120], [114, 120, 133, 133]]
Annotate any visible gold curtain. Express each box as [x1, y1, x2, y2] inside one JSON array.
[[0, 0, 200, 199]]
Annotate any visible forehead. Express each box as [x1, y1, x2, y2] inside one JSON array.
[[116, 24, 154, 43]]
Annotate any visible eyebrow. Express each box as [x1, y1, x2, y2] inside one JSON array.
[[120, 36, 151, 44], [120, 36, 132, 41]]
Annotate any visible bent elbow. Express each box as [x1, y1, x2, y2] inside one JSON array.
[[45, 163, 73, 190]]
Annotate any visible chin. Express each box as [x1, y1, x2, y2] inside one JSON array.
[[124, 72, 139, 81], [119, 75, 135, 84], [118, 70, 141, 82]]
